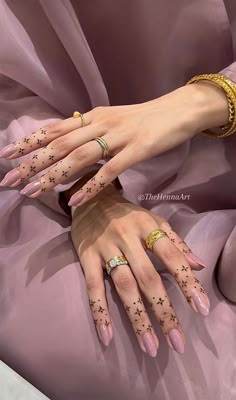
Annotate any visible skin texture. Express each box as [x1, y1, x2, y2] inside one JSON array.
[[70, 179, 210, 357], [0, 83, 228, 204]]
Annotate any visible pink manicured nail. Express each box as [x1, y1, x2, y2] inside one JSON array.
[[0, 144, 18, 158], [68, 191, 85, 206], [0, 169, 21, 186], [97, 324, 112, 346], [142, 333, 158, 358], [20, 181, 42, 197], [192, 292, 210, 316], [167, 329, 185, 354], [188, 253, 207, 268]]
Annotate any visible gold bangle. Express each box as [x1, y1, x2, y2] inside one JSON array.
[[186, 74, 236, 138]]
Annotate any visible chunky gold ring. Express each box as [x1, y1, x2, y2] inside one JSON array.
[[73, 111, 85, 127], [145, 229, 168, 251], [104, 255, 129, 275], [94, 137, 110, 159]]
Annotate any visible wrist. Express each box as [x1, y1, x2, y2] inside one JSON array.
[[182, 82, 229, 133]]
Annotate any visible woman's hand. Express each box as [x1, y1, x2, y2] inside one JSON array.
[[0, 82, 228, 204], [71, 182, 210, 357]]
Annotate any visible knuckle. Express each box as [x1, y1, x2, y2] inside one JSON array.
[[114, 272, 137, 292], [45, 121, 62, 135], [86, 275, 101, 292], [91, 106, 105, 118], [52, 136, 69, 153], [138, 268, 161, 288], [71, 144, 90, 160], [161, 244, 183, 262], [103, 161, 117, 176]]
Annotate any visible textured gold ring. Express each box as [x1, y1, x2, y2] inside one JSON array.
[[73, 111, 85, 127], [104, 255, 129, 275], [145, 229, 168, 251], [94, 137, 110, 159]]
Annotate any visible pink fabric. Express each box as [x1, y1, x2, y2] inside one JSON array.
[[0, 1, 236, 399]]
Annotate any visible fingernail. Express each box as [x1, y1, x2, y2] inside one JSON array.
[[0, 169, 21, 186], [68, 191, 85, 206], [20, 181, 42, 197], [108, 325, 113, 341], [9, 178, 22, 187], [97, 324, 112, 346], [192, 292, 210, 316], [167, 329, 185, 354], [188, 253, 207, 268], [0, 144, 18, 158], [142, 333, 158, 358]]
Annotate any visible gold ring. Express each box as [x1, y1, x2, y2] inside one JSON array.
[[73, 111, 85, 127], [145, 229, 168, 251], [104, 255, 129, 275], [94, 137, 110, 159]]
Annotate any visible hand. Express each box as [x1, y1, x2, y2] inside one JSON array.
[[0, 82, 228, 203], [71, 182, 210, 357]]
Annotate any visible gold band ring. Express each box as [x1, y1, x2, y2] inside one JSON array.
[[73, 111, 85, 127], [94, 137, 110, 159], [104, 255, 129, 275], [145, 229, 168, 251]]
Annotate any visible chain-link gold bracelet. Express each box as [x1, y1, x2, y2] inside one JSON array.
[[186, 73, 236, 138]]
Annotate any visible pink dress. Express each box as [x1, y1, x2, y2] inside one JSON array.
[[0, 1, 235, 399]]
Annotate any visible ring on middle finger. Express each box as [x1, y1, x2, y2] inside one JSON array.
[[94, 137, 110, 159], [104, 255, 129, 275], [145, 229, 168, 251]]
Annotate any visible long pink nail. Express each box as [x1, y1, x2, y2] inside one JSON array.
[[68, 191, 85, 206], [192, 292, 210, 316], [0, 144, 18, 158], [20, 181, 42, 197], [167, 329, 185, 354], [0, 169, 21, 186], [97, 324, 112, 346], [188, 253, 207, 268], [142, 333, 158, 358]]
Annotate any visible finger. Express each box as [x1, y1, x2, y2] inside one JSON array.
[[0, 114, 92, 160], [101, 248, 159, 357], [145, 232, 210, 317], [151, 217, 207, 270], [68, 145, 135, 207], [0, 124, 101, 188], [18, 141, 103, 198], [79, 249, 113, 347], [123, 240, 185, 354]]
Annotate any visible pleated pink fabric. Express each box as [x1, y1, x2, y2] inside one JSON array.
[[0, 1, 236, 399]]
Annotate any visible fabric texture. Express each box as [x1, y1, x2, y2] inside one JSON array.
[[0, 1, 236, 399]]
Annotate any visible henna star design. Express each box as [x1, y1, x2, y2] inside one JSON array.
[[37, 139, 43, 145], [134, 308, 142, 316], [99, 182, 105, 189], [89, 300, 96, 308], [49, 155, 55, 161], [19, 148, 25, 154], [104, 320, 110, 327], [170, 314, 176, 322], [30, 166, 36, 173], [157, 298, 164, 306], [147, 324, 152, 332], [86, 187, 92, 193], [32, 155, 38, 160], [23, 138, 30, 144], [98, 306, 105, 313], [49, 177, 55, 183], [40, 129, 47, 135], [62, 171, 68, 177], [182, 280, 187, 287], [181, 265, 188, 271], [125, 306, 131, 312], [137, 297, 143, 305], [136, 328, 142, 335]]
